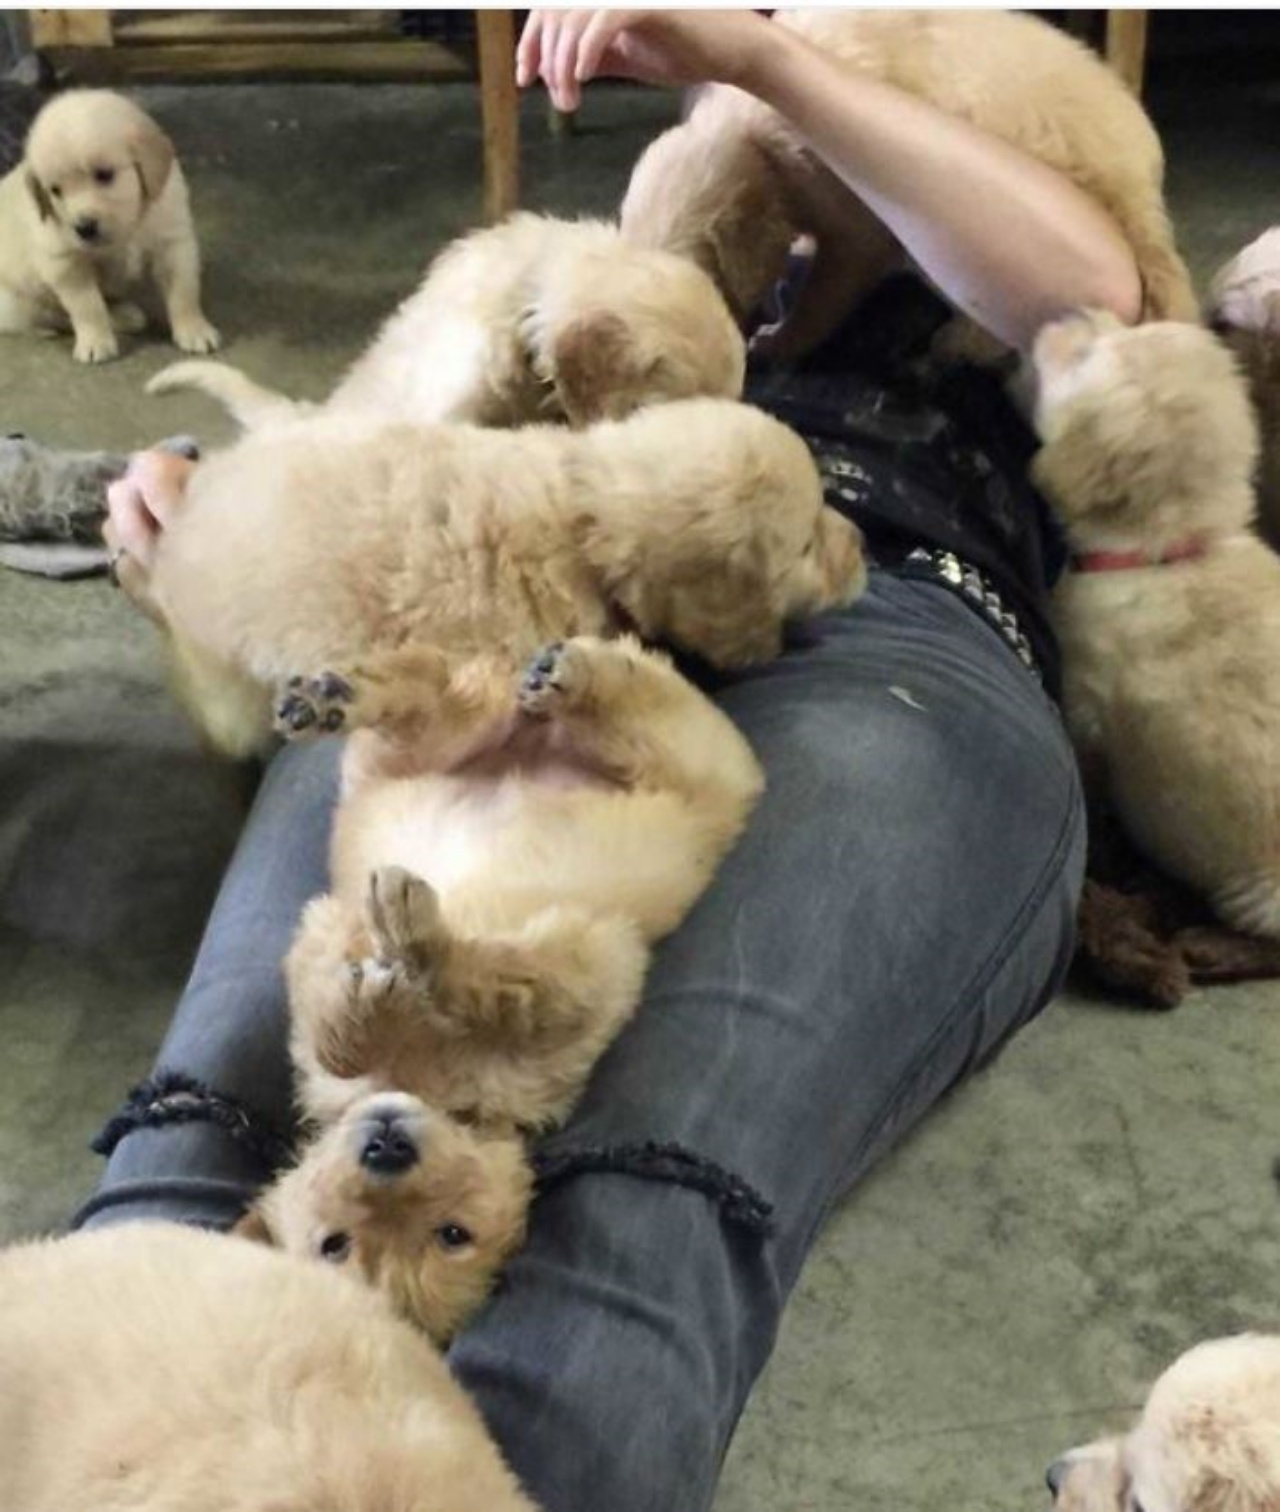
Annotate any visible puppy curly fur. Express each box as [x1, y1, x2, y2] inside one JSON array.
[[113, 399, 864, 758], [281, 635, 764, 1138], [1050, 1334, 1280, 1512], [237, 1091, 533, 1342], [0, 89, 218, 362], [1031, 310, 1280, 938], [620, 10, 1196, 362], [0, 1223, 538, 1512], [148, 211, 743, 428]]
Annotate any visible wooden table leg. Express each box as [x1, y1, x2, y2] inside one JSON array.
[[476, 9, 518, 223]]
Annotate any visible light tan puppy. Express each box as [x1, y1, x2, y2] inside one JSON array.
[[282, 633, 764, 1135], [621, 10, 1196, 362], [105, 399, 864, 758], [237, 1090, 532, 1342], [1207, 227, 1280, 548], [0, 1222, 538, 1512], [1048, 1334, 1280, 1512], [0, 89, 219, 363], [1031, 309, 1280, 938], [147, 211, 743, 428]]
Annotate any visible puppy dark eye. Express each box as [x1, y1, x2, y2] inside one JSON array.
[[49, 185, 62, 198], [93, 167, 115, 186], [437, 1223, 473, 1250], [319, 1231, 352, 1263]]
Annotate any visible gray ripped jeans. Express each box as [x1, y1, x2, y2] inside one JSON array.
[[75, 568, 1085, 1512]]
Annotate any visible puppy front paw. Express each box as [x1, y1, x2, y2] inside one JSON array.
[[73, 327, 119, 364], [518, 640, 586, 717], [274, 671, 354, 738], [172, 315, 222, 355]]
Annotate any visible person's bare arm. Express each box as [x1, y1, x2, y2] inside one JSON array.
[[517, 9, 1142, 350]]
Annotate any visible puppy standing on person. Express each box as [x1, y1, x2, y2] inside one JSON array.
[[0, 89, 219, 363]]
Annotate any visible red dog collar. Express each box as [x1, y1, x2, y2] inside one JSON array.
[[1070, 538, 1208, 573]]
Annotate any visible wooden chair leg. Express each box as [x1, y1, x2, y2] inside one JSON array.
[[475, 9, 518, 223], [1105, 10, 1149, 97]]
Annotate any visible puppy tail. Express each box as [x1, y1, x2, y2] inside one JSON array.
[[147, 359, 302, 430]]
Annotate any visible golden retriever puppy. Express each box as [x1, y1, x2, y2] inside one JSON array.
[[1048, 1334, 1280, 1512], [1207, 227, 1280, 548], [105, 399, 864, 757], [283, 633, 764, 1135], [1031, 309, 1280, 938], [147, 210, 743, 428], [0, 89, 219, 363], [620, 10, 1196, 362], [236, 1090, 533, 1343], [0, 1223, 538, 1512]]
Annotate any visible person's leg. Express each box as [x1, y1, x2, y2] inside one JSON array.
[[449, 570, 1085, 1512], [73, 737, 342, 1231]]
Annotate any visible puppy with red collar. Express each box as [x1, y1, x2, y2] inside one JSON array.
[[1031, 309, 1280, 940], [0, 89, 219, 363]]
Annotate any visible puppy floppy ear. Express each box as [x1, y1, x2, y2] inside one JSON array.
[[618, 545, 786, 670], [549, 310, 645, 426], [131, 116, 175, 204], [232, 1205, 275, 1245], [24, 168, 54, 222]]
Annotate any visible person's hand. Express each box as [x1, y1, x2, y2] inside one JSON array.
[[516, 9, 769, 113]]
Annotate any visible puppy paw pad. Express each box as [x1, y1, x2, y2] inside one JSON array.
[[273, 671, 354, 738]]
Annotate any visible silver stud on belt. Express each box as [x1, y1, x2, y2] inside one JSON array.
[[904, 546, 1040, 679]]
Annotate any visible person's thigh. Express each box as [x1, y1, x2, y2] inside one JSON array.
[[449, 570, 1085, 1512], [74, 737, 342, 1231]]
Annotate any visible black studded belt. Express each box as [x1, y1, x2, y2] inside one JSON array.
[[898, 546, 1042, 681]]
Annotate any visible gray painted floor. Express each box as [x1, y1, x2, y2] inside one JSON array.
[[1, 62, 1277, 1512]]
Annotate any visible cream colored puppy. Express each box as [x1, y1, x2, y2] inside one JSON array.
[[1048, 1334, 1280, 1512], [1031, 310, 1280, 937], [148, 210, 742, 428], [0, 89, 219, 363], [237, 1090, 533, 1342], [1207, 227, 1280, 547], [0, 1223, 538, 1512], [621, 10, 1196, 362], [104, 399, 864, 758], [280, 634, 764, 1137]]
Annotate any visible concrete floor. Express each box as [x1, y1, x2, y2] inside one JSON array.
[[1, 61, 1278, 1512]]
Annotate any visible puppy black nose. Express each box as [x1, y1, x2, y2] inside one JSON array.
[[1045, 1459, 1069, 1498], [74, 216, 99, 242], [360, 1116, 419, 1176]]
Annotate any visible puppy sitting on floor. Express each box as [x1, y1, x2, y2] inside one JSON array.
[[237, 1089, 533, 1342], [148, 210, 743, 428], [0, 89, 219, 362], [0, 1223, 538, 1512], [104, 399, 863, 758], [1031, 310, 1280, 939], [280, 633, 764, 1139], [620, 10, 1195, 365], [1048, 1334, 1280, 1512]]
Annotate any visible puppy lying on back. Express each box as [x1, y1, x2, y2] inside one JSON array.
[[0, 1223, 538, 1512], [0, 89, 219, 363], [1031, 309, 1280, 939], [1048, 1334, 1280, 1512], [278, 634, 764, 1140], [148, 211, 744, 428], [105, 399, 864, 758], [621, 10, 1196, 363], [238, 1090, 533, 1342]]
